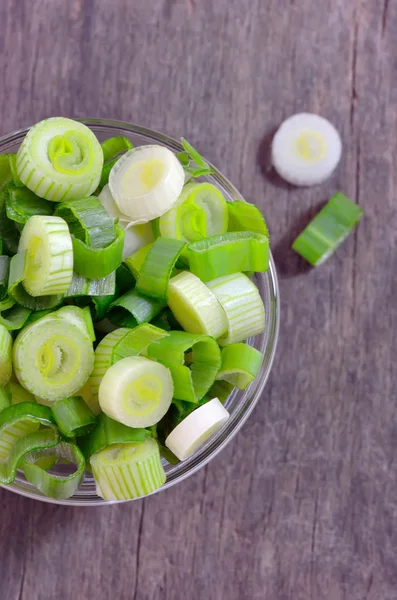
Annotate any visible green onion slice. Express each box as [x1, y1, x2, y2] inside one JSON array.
[[116, 263, 136, 294], [124, 243, 153, 278], [0, 255, 10, 300], [227, 200, 269, 237], [78, 412, 150, 459], [0, 324, 12, 385], [0, 155, 12, 187], [0, 184, 20, 255], [216, 343, 262, 390], [207, 273, 265, 346], [71, 224, 124, 279], [7, 381, 36, 405], [9, 154, 23, 187], [136, 237, 186, 301], [146, 330, 221, 402], [13, 309, 95, 402], [90, 438, 165, 501], [95, 158, 118, 195], [108, 288, 165, 328], [8, 252, 64, 310], [66, 271, 116, 297], [54, 196, 116, 248], [159, 182, 228, 242], [167, 271, 227, 339], [176, 138, 214, 178], [51, 396, 97, 438], [16, 117, 103, 202], [0, 402, 59, 483], [54, 305, 95, 342], [207, 380, 234, 403], [0, 386, 11, 411], [22, 441, 86, 500], [101, 136, 133, 163], [187, 231, 269, 282], [0, 298, 31, 331], [292, 192, 363, 266], [5, 183, 54, 225]]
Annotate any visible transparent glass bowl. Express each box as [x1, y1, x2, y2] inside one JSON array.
[[0, 119, 280, 505]]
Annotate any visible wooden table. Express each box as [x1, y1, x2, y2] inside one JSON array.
[[0, 1, 395, 598]]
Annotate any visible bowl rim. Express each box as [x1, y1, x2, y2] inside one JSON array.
[[0, 118, 280, 506]]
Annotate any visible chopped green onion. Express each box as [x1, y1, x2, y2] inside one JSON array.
[[115, 263, 135, 294], [216, 343, 262, 390], [0, 324, 12, 385], [16, 117, 103, 202], [54, 196, 116, 248], [89, 324, 168, 411], [146, 331, 221, 402], [207, 273, 265, 346], [150, 308, 183, 332], [8, 252, 64, 310], [95, 158, 118, 195], [54, 305, 95, 342], [167, 271, 227, 339], [22, 440, 86, 499], [66, 271, 116, 297], [8, 154, 23, 186], [13, 309, 95, 402], [71, 224, 124, 279], [0, 184, 20, 255], [0, 386, 11, 411], [0, 403, 59, 482], [90, 438, 165, 501], [0, 255, 10, 300], [101, 136, 133, 163], [187, 231, 269, 282], [227, 200, 269, 237], [0, 155, 12, 186], [159, 182, 228, 242], [78, 412, 150, 459], [292, 192, 363, 265], [17, 215, 73, 296], [7, 381, 36, 405], [108, 288, 165, 328], [99, 356, 173, 428], [207, 380, 234, 403], [0, 297, 31, 331], [124, 243, 152, 278], [5, 183, 54, 225], [176, 138, 214, 178], [51, 396, 97, 438], [136, 237, 186, 301]]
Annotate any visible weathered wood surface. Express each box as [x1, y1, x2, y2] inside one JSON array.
[[0, 1, 396, 598]]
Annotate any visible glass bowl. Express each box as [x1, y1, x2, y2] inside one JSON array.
[[0, 119, 280, 505]]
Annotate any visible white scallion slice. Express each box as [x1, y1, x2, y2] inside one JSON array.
[[271, 113, 342, 186], [90, 438, 166, 500], [98, 356, 173, 428], [167, 271, 228, 339], [207, 273, 265, 346], [17, 215, 73, 296], [109, 145, 185, 224], [16, 117, 103, 202], [0, 324, 12, 386], [165, 398, 229, 461]]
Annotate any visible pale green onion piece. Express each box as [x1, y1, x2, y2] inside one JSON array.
[[271, 113, 342, 186], [75, 380, 101, 416], [167, 271, 227, 339], [0, 324, 12, 385], [13, 311, 95, 402], [165, 398, 229, 461], [216, 343, 262, 389], [7, 381, 36, 405], [17, 215, 73, 296], [187, 231, 269, 282], [136, 237, 186, 301], [0, 297, 31, 331], [159, 182, 228, 243], [16, 117, 103, 202], [99, 356, 173, 428], [71, 224, 124, 279], [5, 183, 54, 225], [54, 305, 95, 342], [89, 324, 168, 412], [51, 396, 97, 438], [207, 273, 265, 346], [22, 441, 86, 499], [292, 192, 363, 265], [0, 386, 11, 411], [7, 253, 62, 311], [108, 288, 165, 328], [176, 138, 214, 178], [90, 438, 166, 501], [101, 136, 133, 163], [227, 200, 269, 237], [146, 330, 221, 402], [0, 255, 9, 300], [66, 271, 116, 297], [54, 196, 116, 248], [109, 145, 185, 224], [125, 243, 153, 278]]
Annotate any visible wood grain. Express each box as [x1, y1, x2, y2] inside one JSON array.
[[0, 0, 396, 598]]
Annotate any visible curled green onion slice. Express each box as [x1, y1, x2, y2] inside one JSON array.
[[101, 136, 133, 163], [51, 396, 97, 438], [72, 224, 124, 279], [146, 331, 221, 403], [136, 237, 186, 301], [108, 288, 165, 329], [187, 231, 269, 282], [8, 252, 64, 310], [5, 183, 54, 225], [216, 343, 262, 390], [54, 196, 116, 248], [176, 138, 214, 178], [125, 243, 152, 278], [16, 117, 103, 202], [292, 192, 363, 266], [66, 271, 116, 298], [22, 441, 86, 500], [78, 412, 150, 459], [0, 324, 12, 385], [0, 296, 31, 331], [227, 200, 269, 237], [0, 402, 59, 483]]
